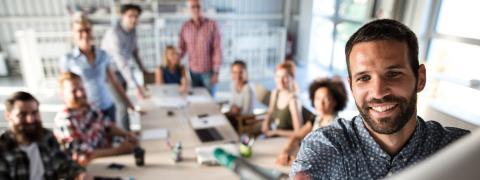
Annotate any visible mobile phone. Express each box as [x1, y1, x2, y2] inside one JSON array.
[[198, 114, 209, 118], [107, 163, 125, 170]]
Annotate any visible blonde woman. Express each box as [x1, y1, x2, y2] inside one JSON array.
[[155, 45, 189, 93], [261, 61, 303, 137]]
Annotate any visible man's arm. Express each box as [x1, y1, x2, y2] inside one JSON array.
[[105, 31, 146, 98], [210, 22, 222, 85], [178, 24, 187, 59], [106, 67, 135, 110], [133, 48, 148, 74], [0, 154, 9, 179], [47, 131, 86, 178]]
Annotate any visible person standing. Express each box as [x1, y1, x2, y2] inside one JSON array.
[[101, 4, 148, 130], [179, 0, 222, 95], [61, 14, 139, 130]]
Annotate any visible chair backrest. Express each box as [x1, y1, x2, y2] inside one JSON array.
[[301, 106, 315, 125], [143, 72, 156, 85], [254, 83, 271, 106]]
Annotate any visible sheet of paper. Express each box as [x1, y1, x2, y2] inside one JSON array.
[[151, 97, 187, 108], [187, 95, 211, 104], [141, 128, 169, 141], [189, 114, 227, 129]]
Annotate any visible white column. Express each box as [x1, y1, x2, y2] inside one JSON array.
[[15, 30, 44, 92]]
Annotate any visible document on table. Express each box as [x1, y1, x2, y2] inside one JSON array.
[[190, 114, 227, 129], [187, 95, 211, 104], [141, 128, 169, 141], [151, 97, 187, 108]]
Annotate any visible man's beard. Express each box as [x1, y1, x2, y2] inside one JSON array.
[[357, 90, 417, 134], [69, 97, 89, 109], [14, 121, 43, 143]]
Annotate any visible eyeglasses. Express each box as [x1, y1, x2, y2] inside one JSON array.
[[190, 4, 201, 9], [75, 28, 92, 34]]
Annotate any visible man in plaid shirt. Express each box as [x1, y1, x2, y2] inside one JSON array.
[[0, 91, 89, 179], [179, 0, 222, 95], [54, 72, 138, 166]]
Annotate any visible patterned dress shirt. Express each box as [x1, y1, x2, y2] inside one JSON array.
[[54, 106, 112, 157], [179, 17, 222, 73], [0, 129, 84, 179], [291, 116, 470, 180]]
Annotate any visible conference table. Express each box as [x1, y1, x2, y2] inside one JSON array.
[[87, 85, 290, 179]]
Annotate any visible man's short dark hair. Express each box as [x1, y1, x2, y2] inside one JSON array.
[[231, 60, 247, 70], [121, 4, 142, 15], [345, 19, 419, 79], [308, 78, 348, 112], [5, 91, 39, 112]]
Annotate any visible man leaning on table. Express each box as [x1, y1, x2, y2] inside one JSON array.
[[291, 19, 470, 180], [54, 72, 139, 166], [0, 91, 91, 179]]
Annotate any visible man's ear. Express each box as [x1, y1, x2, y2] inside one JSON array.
[[4, 111, 10, 122], [416, 64, 427, 92], [348, 78, 353, 91]]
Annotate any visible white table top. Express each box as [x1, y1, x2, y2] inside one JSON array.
[[87, 85, 290, 179]]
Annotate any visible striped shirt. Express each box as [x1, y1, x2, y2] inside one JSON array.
[[179, 17, 222, 73], [101, 20, 140, 87]]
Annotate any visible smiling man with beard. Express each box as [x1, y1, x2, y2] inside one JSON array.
[[54, 72, 139, 166], [291, 19, 470, 180], [0, 91, 89, 179]]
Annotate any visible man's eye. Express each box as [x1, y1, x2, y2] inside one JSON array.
[[387, 71, 401, 78], [357, 76, 370, 82]]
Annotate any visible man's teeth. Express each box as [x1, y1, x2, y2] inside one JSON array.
[[371, 104, 396, 112]]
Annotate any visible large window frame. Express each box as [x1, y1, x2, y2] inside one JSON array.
[[308, 0, 375, 75], [423, 0, 480, 125]]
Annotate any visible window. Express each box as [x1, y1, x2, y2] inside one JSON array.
[[309, 0, 374, 73], [426, 0, 480, 123]]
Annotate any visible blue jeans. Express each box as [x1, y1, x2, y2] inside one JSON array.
[[101, 104, 116, 124], [111, 71, 130, 131], [190, 70, 216, 96]]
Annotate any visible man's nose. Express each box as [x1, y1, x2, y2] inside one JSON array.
[[371, 77, 391, 99], [75, 89, 85, 97], [25, 114, 37, 123]]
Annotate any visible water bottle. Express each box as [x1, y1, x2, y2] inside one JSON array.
[[213, 148, 288, 180]]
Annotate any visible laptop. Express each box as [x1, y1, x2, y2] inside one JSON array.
[[190, 114, 227, 143], [194, 127, 224, 143]]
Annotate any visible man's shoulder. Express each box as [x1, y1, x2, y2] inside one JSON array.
[[0, 131, 15, 150], [305, 117, 356, 145], [423, 119, 470, 145], [291, 118, 357, 178]]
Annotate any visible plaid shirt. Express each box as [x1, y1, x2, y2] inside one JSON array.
[[0, 129, 84, 179], [179, 17, 222, 73], [54, 106, 112, 157]]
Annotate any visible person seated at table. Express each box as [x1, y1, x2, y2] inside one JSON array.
[[275, 77, 348, 166], [261, 61, 303, 137], [54, 72, 138, 166], [155, 45, 189, 93], [0, 91, 90, 179], [225, 60, 255, 130]]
